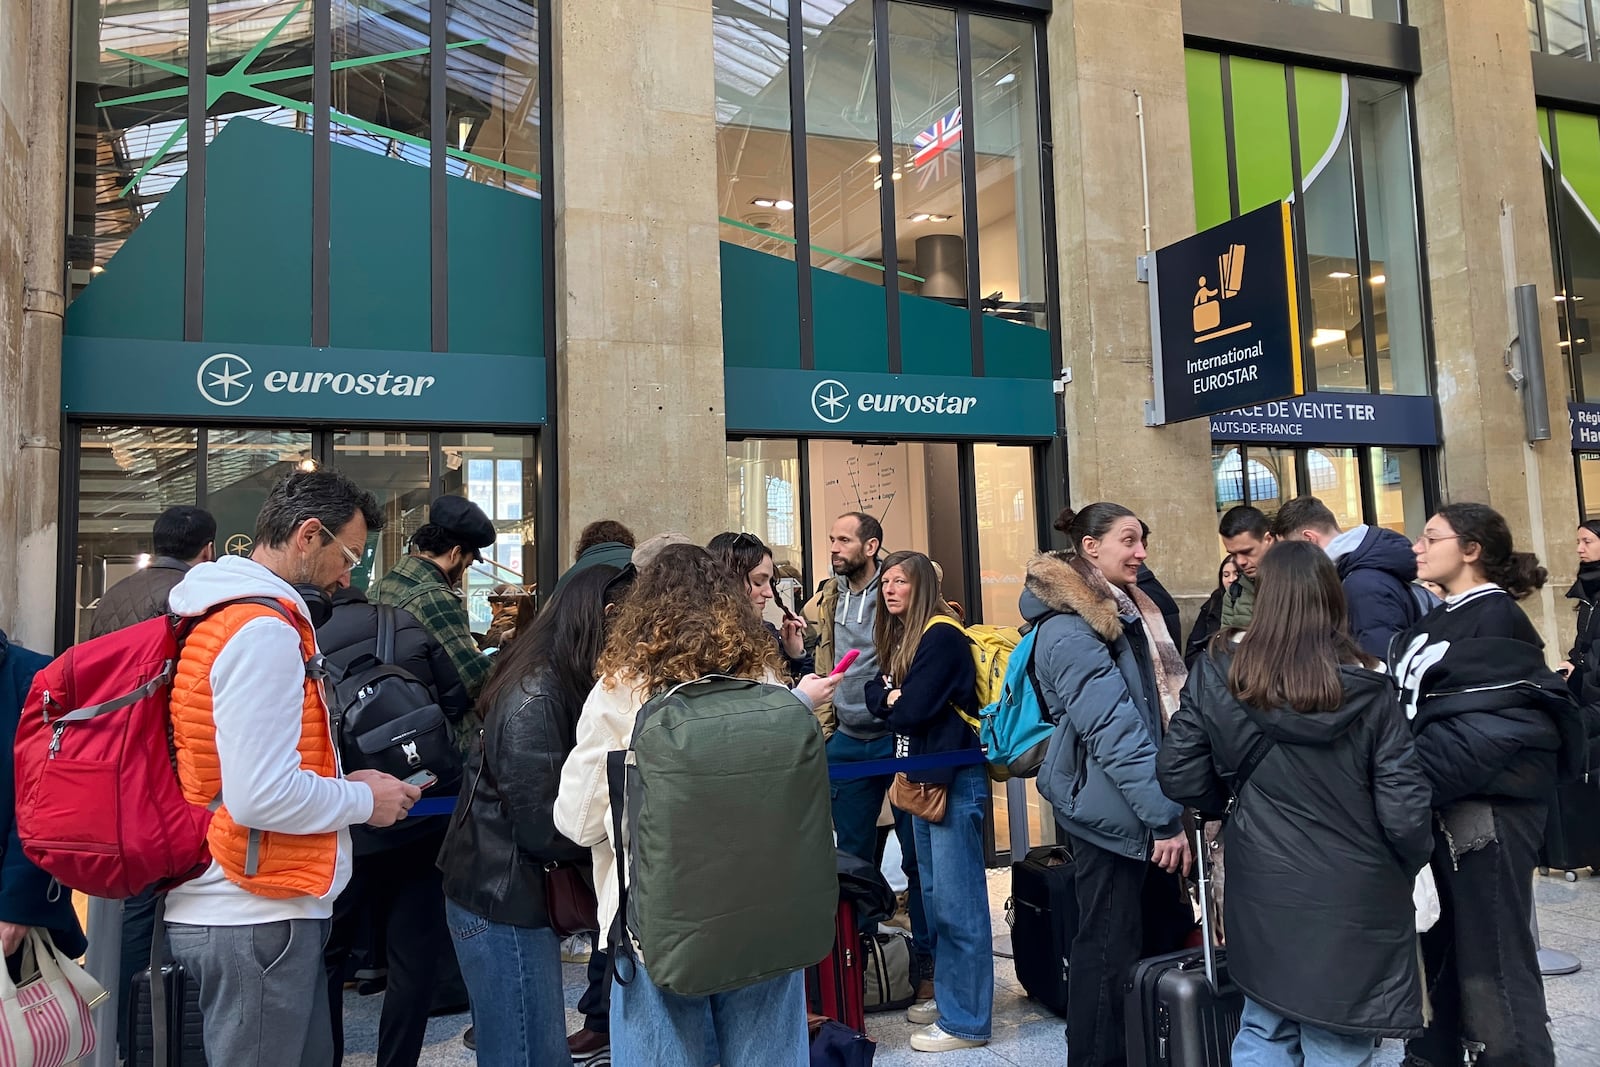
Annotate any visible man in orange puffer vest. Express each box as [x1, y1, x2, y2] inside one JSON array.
[[164, 469, 421, 1067]]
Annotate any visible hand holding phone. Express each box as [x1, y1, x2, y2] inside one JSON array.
[[830, 648, 861, 677], [403, 769, 438, 791]]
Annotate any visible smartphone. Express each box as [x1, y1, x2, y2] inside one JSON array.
[[403, 769, 438, 790], [830, 648, 862, 677]]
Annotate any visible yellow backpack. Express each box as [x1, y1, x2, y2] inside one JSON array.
[[923, 615, 1022, 731]]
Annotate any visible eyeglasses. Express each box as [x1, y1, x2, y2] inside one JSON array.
[[1414, 533, 1463, 548], [319, 526, 363, 572]]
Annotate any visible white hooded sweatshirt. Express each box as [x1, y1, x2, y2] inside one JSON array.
[[164, 555, 373, 927]]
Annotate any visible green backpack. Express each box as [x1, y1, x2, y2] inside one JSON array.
[[606, 676, 837, 997]]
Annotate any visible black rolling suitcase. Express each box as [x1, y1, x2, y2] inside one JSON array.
[[126, 962, 207, 1067], [1010, 844, 1075, 1017], [1124, 826, 1242, 1067]]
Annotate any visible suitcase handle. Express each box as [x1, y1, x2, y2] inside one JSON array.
[[1195, 821, 1219, 993]]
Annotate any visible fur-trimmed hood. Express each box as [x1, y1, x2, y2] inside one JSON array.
[[1022, 551, 1123, 642]]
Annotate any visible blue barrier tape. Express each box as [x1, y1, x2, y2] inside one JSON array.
[[403, 749, 986, 820]]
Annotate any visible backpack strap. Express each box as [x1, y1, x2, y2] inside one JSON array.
[[375, 604, 397, 666], [1224, 729, 1277, 820], [605, 750, 637, 986]]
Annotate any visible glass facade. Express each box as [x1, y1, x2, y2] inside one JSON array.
[[1273, 0, 1402, 21], [713, 0, 1055, 380], [1210, 444, 1430, 538], [1541, 108, 1600, 404], [1529, 0, 1600, 58], [1187, 51, 1431, 397]]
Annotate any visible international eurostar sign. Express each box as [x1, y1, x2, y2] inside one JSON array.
[[62, 337, 547, 425], [725, 367, 1056, 439], [1148, 201, 1303, 425]]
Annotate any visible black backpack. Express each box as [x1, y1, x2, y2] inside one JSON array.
[[331, 604, 463, 797]]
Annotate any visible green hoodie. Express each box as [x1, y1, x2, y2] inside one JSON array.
[[1220, 572, 1257, 630]]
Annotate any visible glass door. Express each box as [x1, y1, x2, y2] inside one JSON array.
[[205, 429, 315, 559]]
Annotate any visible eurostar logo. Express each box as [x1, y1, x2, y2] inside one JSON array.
[[198, 353, 254, 407], [811, 379, 852, 424]]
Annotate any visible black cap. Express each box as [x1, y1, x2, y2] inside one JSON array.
[[430, 496, 496, 559]]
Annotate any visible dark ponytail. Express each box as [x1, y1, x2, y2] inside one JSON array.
[[1054, 503, 1138, 558], [1437, 502, 1548, 600]]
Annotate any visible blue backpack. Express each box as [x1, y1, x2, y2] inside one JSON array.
[[978, 617, 1058, 781]]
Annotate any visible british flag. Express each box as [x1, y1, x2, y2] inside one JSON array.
[[911, 106, 962, 169]]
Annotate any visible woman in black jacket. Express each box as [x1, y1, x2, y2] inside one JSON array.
[[437, 564, 631, 1067], [1391, 503, 1583, 1067], [1184, 556, 1238, 668], [1160, 542, 1433, 1065], [1558, 519, 1600, 705], [866, 551, 990, 1055]]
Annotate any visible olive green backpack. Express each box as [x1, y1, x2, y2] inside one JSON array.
[[606, 676, 837, 997]]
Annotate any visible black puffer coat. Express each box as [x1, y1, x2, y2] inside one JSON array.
[[1158, 652, 1433, 1039], [1567, 562, 1600, 708], [437, 667, 588, 927]]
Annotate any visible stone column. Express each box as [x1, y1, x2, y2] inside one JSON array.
[[549, 0, 726, 559], [1411, 0, 1577, 649], [1048, 0, 1219, 614], [0, 0, 70, 648]]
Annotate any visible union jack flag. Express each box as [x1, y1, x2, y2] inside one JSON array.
[[917, 149, 959, 191], [911, 106, 962, 169]]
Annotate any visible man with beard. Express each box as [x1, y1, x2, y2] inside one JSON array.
[[370, 496, 497, 706], [808, 512, 933, 1000]]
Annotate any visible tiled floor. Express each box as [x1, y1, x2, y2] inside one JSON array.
[[343, 869, 1600, 1066]]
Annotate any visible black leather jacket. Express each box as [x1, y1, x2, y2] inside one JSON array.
[[437, 667, 588, 927]]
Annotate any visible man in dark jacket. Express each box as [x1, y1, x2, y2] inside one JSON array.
[[1274, 496, 1423, 658], [90, 505, 215, 637], [318, 589, 471, 1067]]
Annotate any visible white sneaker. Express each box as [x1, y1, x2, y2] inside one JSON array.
[[906, 999, 940, 1025], [909, 1023, 988, 1053], [560, 933, 593, 964]]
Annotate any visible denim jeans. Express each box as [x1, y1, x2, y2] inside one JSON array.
[[911, 763, 993, 1042], [1064, 830, 1193, 1067], [1233, 998, 1379, 1067], [443, 899, 568, 1067], [1407, 799, 1554, 1067], [611, 959, 807, 1067], [166, 918, 334, 1067], [827, 731, 930, 972]]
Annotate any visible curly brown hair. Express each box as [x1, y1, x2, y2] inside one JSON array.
[[596, 543, 781, 694]]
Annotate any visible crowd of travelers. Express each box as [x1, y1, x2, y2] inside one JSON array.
[[0, 466, 1592, 1067]]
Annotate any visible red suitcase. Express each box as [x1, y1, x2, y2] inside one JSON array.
[[807, 899, 866, 1033]]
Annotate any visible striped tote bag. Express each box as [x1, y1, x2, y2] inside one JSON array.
[[0, 931, 106, 1067]]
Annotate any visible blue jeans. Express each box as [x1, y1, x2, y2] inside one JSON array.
[[912, 763, 993, 1041], [1233, 998, 1378, 1067], [611, 959, 807, 1067], [827, 731, 931, 971], [443, 899, 567, 1067]]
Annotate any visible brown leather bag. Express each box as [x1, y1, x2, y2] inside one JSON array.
[[888, 773, 947, 823], [544, 862, 599, 937]]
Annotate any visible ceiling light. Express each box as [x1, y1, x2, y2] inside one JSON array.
[[891, 171, 903, 181], [1370, 274, 1386, 285], [996, 73, 1016, 87], [1328, 271, 1353, 280], [869, 152, 882, 164], [136, 553, 151, 569], [298, 459, 318, 472], [774, 199, 794, 211], [89, 265, 105, 275], [909, 212, 931, 222], [928, 213, 952, 222], [751, 197, 775, 208], [1311, 328, 1348, 347]]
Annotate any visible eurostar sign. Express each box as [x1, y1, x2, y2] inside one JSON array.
[[728, 367, 1056, 439], [63, 337, 546, 426]]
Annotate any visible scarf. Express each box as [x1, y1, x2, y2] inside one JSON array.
[[1072, 557, 1189, 726]]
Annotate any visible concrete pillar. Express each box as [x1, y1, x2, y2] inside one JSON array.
[[0, 0, 69, 648], [549, 0, 726, 558], [1411, 0, 1577, 650], [1048, 0, 1219, 614]]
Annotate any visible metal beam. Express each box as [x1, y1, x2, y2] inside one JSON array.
[[1182, 0, 1421, 77]]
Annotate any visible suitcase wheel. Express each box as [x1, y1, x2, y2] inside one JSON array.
[[1539, 867, 1550, 876], [1568, 870, 1580, 882]]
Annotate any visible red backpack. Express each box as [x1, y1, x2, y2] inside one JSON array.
[[14, 598, 299, 899]]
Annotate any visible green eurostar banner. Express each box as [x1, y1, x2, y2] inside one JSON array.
[[725, 367, 1057, 439], [62, 337, 547, 425]]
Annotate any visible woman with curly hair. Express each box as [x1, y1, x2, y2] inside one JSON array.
[[553, 544, 836, 1066]]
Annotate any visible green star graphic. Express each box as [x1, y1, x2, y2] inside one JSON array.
[[99, 0, 525, 196]]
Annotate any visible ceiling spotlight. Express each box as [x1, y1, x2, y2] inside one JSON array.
[[774, 199, 794, 211], [1328, 271, 1353, 280], [298, 458, 318, 472], [89, 265, 105, 275], [869, 152, 882, 164], [891, 171, 903, 181], [751, 197, 776, 208], [996, 73, 1017, 87], [1370, 274, 1386, 284], [909, 212, 931, 222], [928, 213, 952, 222]]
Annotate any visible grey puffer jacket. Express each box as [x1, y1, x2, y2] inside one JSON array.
[[1023, 552, 1184, 860]]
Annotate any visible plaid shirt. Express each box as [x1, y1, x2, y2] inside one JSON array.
[[370, 555, 492, 702]]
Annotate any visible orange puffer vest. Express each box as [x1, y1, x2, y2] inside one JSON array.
[[170, 599, 340, 899]]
